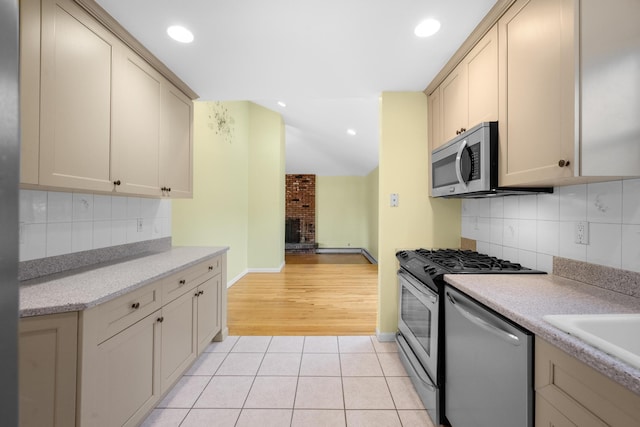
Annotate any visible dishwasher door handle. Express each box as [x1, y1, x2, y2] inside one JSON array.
[[446, 291, 521, 346]]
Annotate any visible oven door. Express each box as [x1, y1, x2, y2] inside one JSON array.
[[397, 269, 439, 380]]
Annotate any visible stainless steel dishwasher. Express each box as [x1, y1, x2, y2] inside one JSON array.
[[444, 285, 533, 427]]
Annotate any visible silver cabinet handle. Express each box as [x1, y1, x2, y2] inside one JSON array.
[[455, 139, 468, 189], [447, 291, 521, 346]]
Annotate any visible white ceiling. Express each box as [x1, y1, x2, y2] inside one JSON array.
[[96, 0, 497, 176]]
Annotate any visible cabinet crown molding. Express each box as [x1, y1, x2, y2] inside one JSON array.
[[73, 0, 199, 100], [424, 0, 516, 96]]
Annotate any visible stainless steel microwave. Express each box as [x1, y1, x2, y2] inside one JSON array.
[[430, 122, 552, 198]]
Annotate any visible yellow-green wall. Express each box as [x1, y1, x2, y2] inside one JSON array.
[[248, 103, 285, 269], [377, 92, 461, 335], [366, 167, 379, 260], [316, 176, 369, 250], [172, 101, 285, 283]]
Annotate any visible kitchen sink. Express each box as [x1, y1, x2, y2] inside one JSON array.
[[543, 314, 640, 369]]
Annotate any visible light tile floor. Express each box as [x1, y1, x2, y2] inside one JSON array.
[[141, 336, 435, 427]]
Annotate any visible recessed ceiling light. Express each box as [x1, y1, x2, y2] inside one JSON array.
[[415, 18, 441, 38], [277, 101, 287, 108], [167, 25, 194, 43], [347, 129, 357, 136]]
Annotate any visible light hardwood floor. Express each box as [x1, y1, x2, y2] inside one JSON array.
[[228, 255, 378, 336]]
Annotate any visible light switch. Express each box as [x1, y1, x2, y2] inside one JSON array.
[[390, 193, 399, 207]]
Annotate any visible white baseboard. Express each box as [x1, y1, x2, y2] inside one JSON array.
[[247, 261, 285, 274], [227, 269, 248, 288], [375, 329, 397, 342], [315, 247, 378, 264]]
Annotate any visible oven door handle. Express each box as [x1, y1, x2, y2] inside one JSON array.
[[397, 334, 437, 392], [455, 139, 468, 189], [446, 291, 521, 346], [398, 270, 437, 304]]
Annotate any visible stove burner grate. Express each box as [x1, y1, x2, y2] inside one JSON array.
[[415, 248, 528, 272]]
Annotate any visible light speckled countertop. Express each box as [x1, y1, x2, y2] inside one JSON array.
[[444, 273, 640, 395], [20, 246, 228, 317]]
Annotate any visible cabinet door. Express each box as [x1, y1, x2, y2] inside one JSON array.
[[94, 311, 161, 427], [19, 312, 78, 427], [428, 88, 445, 150], [440, 64, 468, 143], [20, 0, 41, 185], [39, 0, 115, 192], [196, 275, 222, 354], [112, 47, 162, 196], [580, 0, 640, 177], [536, 394, 577, 427], [160, 85, 193, 198], [466, 25, 498, 128], [160, 290, 197, 393], [498, 0, 576, 186]]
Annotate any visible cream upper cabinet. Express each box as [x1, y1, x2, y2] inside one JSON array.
[[160, 86, 194, 198], [466, 26, 498, 130], [579, 0, 640, 177], [38, 0, 116, 192], [430, 25, 498, 151], [498, 0, 576, 187], [19, 0, 196, 198], [427, 87, 443, 151], [498, 0, 640, 186], [112, 48, 163, 196], [440, 64, 468, 145]]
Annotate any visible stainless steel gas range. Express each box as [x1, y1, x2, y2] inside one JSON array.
[[395, 249, 544, 426]]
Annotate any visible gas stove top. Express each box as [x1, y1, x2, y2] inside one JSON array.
[[397, 248, 545, 285]]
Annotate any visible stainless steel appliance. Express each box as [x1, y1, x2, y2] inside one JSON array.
[[431, 122, 552, 198], [396, 249, 543, 426], [445, 285, 533, 427], [0, 0, 20, 423]]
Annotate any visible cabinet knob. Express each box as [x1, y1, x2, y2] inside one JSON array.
[[179, 279, 186, 285], [558, 159, 571, 167], [131, 302, 140, 309], [208, 266, 213, 271], [199, 290, 204, 296], [195, 292, 200, 297], [460, 127, 466, 133], [113, 180, 121, 186], [157, 316, 164, 323], [167, 187, 171, 193]]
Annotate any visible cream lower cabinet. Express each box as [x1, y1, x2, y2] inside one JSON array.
[[196, 275, 222, 354], [93, 311, 162, 427], [77, 256, 224, 426], [19, 312, 78, 427], [535, 337, 640, 427]]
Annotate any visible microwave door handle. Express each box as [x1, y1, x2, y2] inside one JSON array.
[[455, 139, 468, 190]]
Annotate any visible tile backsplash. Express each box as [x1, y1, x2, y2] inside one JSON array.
[[461, 178, 640, 273], [19, 190, 172, 261]]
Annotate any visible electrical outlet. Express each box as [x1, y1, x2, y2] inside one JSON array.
[[575, 221, 589, 245], [137, 218, 143, 232], [390, 193, 399, 207]]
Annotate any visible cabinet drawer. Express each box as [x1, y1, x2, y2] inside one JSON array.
[[95, 281, 162, 343], [162, 257, 221, 304]]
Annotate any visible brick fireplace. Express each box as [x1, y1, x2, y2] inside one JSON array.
[[285, 174, 317, 254]]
